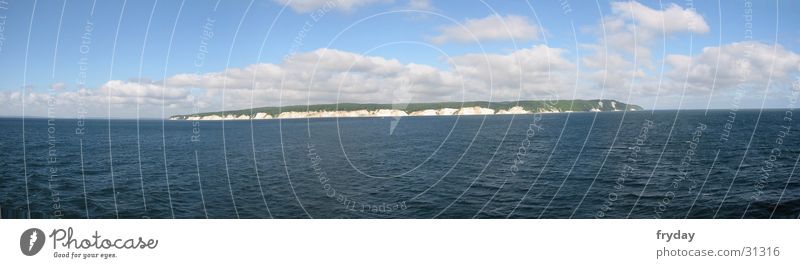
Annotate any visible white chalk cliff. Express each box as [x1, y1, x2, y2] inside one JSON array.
[[456, 106, 495, 115], [179, 106, 551, 121], [496, 106, 531, 115]]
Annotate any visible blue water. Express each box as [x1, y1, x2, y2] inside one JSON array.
[[1, 110, 799, 218]]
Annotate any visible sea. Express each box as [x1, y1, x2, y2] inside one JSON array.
[[1, 110, 799, 219]]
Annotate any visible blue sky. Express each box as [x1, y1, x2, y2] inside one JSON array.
[[0, 0, 798, 117]]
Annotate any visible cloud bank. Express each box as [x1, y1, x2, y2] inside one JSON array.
[[1, 1, 798, 118]]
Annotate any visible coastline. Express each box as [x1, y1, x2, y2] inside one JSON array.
[[170, 99, 642, 121], [169, 105, 637, 121]]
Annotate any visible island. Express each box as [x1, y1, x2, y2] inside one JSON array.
[[169, 99, 643, 120]]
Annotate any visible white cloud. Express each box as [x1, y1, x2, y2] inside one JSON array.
[[580, 1, 711, 98], [166, 48, 463, 108], [430, 14, 540, 44], [272, 0, 387, 13], [610, 1, 709, 36], [595, 1, 709, 63], [0, 81, 199, 118], [172, 46, 575, 106], [49, 82, 66, 90], [8, 39, 795, 117], [448, 45, 575, 99], [581, 41, 800, 110], [406, 0, 433, 10], [0, 46, 580, 117], [98, 80, 193, 105], [666, 41, 800, 92]]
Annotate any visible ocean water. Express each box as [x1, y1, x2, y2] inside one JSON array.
[[1, 110, 799, 219]]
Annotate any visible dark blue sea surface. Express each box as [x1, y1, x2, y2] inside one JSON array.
[[1, 110, 799, 218]]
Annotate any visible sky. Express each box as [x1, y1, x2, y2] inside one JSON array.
[[0, 0, 798, 118]]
